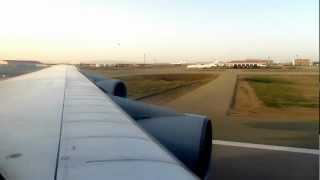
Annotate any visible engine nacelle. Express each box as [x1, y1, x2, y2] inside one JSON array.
[[80, 70, 127, 97], [138, 115, 212, 179], [110, 95, 212, 179], [96, 79, 127, 98], [80, 70, 106, 83], [80, 71, 213, 179], [109, 95, 178, 120]]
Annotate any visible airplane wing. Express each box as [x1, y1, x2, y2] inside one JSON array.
[[0, 65, 199, 180]]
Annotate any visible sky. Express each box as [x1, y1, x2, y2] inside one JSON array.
[[0, 0, 318, 63]]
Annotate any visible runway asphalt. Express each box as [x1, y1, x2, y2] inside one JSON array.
[[207, 144, 319, 180], [167, 70, 238, 120]]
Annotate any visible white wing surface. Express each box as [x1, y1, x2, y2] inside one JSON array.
[[0, 65, 198, 180]]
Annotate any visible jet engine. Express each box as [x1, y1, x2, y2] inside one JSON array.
[[109, 95, 212, 179], [80, 70, 127, 97], [96, 79, 127, 97], [81, 70, 212, 179]]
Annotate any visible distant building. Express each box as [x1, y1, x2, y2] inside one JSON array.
[[186, 59, 273, 69], [226, 59, 273, 68], [171, 60, 187, 65], [293, 59, 311, 66], [187, 63, 217, 69]]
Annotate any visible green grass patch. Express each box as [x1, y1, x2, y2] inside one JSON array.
[[244, 75, 319, 108], [117, 74, 216, 99]]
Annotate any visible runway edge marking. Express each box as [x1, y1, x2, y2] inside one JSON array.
[[212, 140, 319, 155]]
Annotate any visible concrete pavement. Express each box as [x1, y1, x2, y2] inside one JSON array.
[[167, 70, 238, 121], [208, 144, 319, 180]]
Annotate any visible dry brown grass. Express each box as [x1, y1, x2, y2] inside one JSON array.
[[117, 73, 218, 100]]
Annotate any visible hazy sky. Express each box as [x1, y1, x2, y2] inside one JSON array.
[[0, 0, 318, 63]]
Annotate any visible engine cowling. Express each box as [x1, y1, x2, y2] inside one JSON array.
[[138, 115, 212, 179], [81, 70, 127, 97], [96, 79, 127, 98], [80, 71, 212, 179], [109, 95, 178, 120], [80, 70, 106, 83], [110, 95, 212, 179]]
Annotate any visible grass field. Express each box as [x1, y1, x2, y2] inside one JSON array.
[[213, 118, 319, 149], [245, 75, 318, 108], [245, 120, 318, 131], [231, 75, 319, 119], [117, 74, 217, 99]]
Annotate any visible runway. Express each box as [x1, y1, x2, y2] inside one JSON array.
[[208, 142, 319, 180], [213, 140, 319, 155]]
